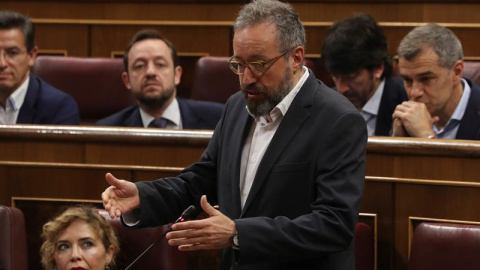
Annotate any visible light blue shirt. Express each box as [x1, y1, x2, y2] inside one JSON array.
[[361, 79, 385, 136], [433, 78, 471, 139]]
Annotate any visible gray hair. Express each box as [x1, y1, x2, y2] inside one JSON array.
[[397, 23, 463, 68], [233, 0, 306, 53]]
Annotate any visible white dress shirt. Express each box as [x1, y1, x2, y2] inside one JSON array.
[[139, 98, 182, 129], [0, 76, 29, 124], [239, 67, 309, 208]]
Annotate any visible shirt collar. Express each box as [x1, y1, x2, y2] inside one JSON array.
[[247, 66, 309, 125], [450, 78, 470, 121], [8, 75, 30, 111], [140, 98, 182, 128], [362, 78, 385, 116]]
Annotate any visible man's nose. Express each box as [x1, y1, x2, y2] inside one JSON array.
[[240, 67, 257, 86], [409, 81, 424, 99], [334, 79, 350, 94], [146, 62, 157, 76], [0, 53, 8, 68]]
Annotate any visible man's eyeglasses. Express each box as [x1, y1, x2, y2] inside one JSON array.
[[0, 49, 27, 63], [227, 50, 290, 77]]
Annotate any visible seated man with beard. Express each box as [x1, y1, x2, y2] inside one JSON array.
[[95, 29, 224, 129], [321, 13, 407, 136]]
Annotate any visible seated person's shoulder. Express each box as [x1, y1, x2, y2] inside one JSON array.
[[95, 106, 139, 127], [179, 98, 225, 113]]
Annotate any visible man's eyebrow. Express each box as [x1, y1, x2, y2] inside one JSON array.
[[415, 71, 436, 78]]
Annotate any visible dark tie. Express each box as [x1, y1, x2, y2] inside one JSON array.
[[148, 118, 168, 128]]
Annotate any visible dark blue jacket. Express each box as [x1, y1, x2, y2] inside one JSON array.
[[375, 76, 408, 136], [95, 98, 224, 130], [17, 74, 80, 124], [456, 78, 480, 140]]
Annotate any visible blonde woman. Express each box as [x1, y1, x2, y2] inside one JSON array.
[[40, 206, 119, 270]]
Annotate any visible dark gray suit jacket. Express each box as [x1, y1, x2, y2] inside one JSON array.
[[130, 71, 367, 269]]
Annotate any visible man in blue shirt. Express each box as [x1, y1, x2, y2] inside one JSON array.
[[0, 11, 79, 125], [393, 23, 480, 140]]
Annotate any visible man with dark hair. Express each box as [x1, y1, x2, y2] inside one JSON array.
[[393, 23, 480, 140], [95, 29, 224, 129], [102, 1, 366, 269], [322, 13, 407, 136], [0, 11, 79, 124]]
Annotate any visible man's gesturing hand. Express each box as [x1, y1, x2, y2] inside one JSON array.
[[166, 195, 236, 251], [101, 173, 140, 219]]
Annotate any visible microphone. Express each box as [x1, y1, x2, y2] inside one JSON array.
[[124, 205, 197, 270]]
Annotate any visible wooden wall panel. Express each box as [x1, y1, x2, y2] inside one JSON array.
[[89, 24, 232, 57], [28, 20, 480, 61], [296, 3, 424, 23], [394, 183, 480, 269], [8, 1, 480, 23], [85, 143, 205, 167], [3, 1, 241, 21], [0, 141, 85, 163], [361, 181, 395, 270], [35, 24, 89, 57]]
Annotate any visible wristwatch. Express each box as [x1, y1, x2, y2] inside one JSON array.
[[229, 231, 239, 250]]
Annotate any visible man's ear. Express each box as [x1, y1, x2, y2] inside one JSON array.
[[174, 65, 182, 86], [452, 60, 464, 84], [121, 71, 131, 90], [373, 64, 385, 80], [291, 46, 305, 73], [28, 46, 38, 68]]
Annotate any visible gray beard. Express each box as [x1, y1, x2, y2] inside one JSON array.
[[242, 67, 293, 117]]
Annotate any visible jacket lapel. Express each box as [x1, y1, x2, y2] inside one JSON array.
[[123, 106, 143, 127], [457, 78, 480, 139], [17, 74, 38, 124], [231, 107, 253, 218], [241, 72, 317, 216], [177, 98, 195, 128]]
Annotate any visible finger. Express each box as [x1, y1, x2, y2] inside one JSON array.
[[168, 234, 205, 246], [432, 116, 440, 124], [101, 186, 114, 203], [109, 209, 117, 219], [115, 208, 122, 218], [105, 173, 120, 187], [200, 195, 217, 217], [171, 219, 205, 231]]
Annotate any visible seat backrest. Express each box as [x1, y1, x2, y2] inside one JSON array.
[[0, 206, 28, 270], [190, 56, 323, 104], [32, 56, 137, 124], [190, 56, 240, 104], [463, 60, 480, 85], [355, 222, 374, 270], [97, 210, 187, 270], [408, 222, 480, 270]]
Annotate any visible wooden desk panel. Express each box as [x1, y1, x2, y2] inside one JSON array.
[[2, 126, 480, 270]]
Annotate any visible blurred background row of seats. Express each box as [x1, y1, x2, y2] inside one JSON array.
[[31, 55, 480, 125]]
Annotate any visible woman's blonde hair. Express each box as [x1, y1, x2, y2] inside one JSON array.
[[40, 205, 119, 270]]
